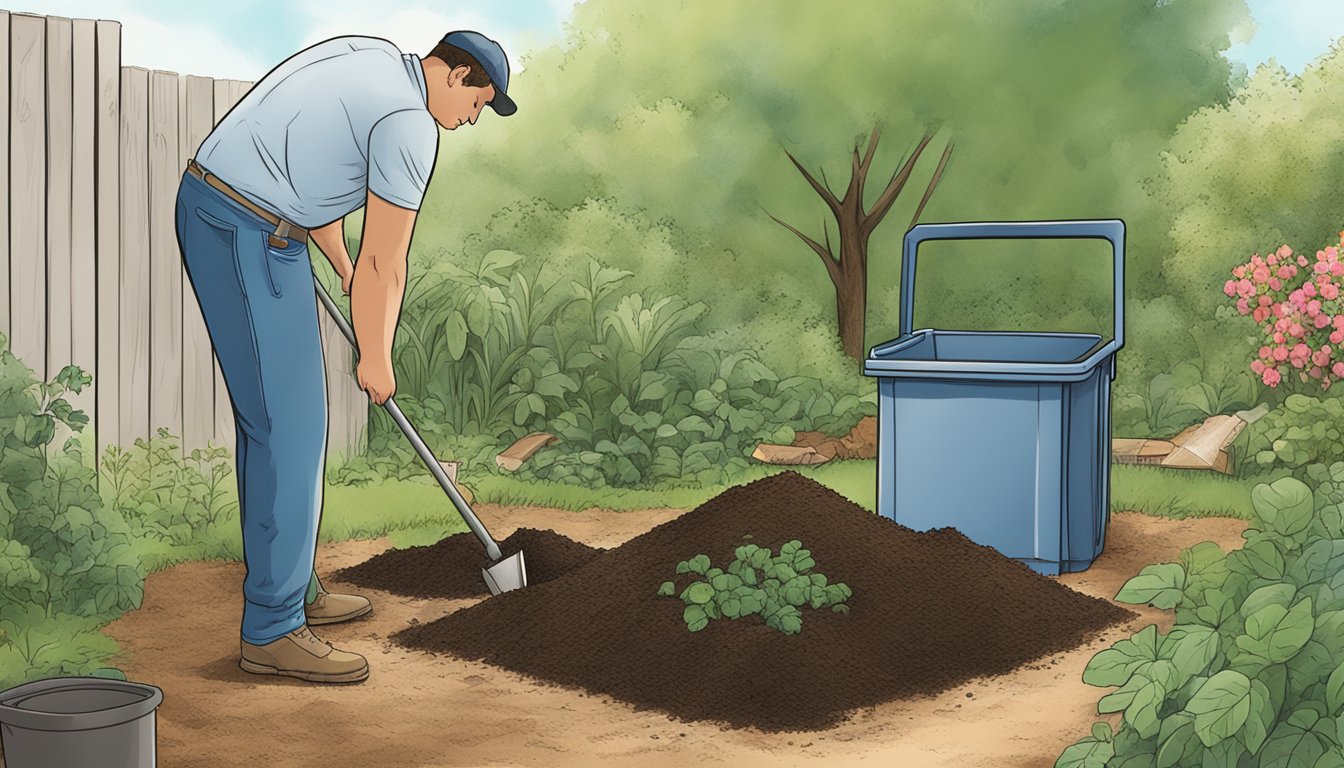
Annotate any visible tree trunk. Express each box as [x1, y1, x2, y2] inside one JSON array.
[[768, 127, 953, 362]]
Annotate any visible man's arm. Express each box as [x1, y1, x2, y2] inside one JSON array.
[[349, 190, 416, 403], [309, 219, 355, 293]]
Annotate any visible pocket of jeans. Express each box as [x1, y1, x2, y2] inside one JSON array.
[[260, 234, 310, 299]]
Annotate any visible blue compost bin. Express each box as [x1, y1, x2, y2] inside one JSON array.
[[863, 219, 1125, 576]]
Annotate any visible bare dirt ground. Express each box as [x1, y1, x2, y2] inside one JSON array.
[[94, 506, 1247, 768]]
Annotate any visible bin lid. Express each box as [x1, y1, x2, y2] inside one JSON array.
[[864, 330, 1120, 382]]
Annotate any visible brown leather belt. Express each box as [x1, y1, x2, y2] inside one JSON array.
[[185, 159, 308, 247]]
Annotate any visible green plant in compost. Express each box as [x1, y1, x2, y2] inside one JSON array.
[[1058, 463, 1344, 766], [657, 540, 851, 635]]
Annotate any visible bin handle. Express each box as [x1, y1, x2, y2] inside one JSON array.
[[898, 219, 1125, 349]]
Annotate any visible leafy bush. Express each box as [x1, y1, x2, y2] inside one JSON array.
[[0, 334, 144, 687], [1237, 394, 1344, 473], [1113, 356, 1256, 439], [1060, 465, 1344, 766], [657, 539, 851, 635], [100, 428, 238, 545]]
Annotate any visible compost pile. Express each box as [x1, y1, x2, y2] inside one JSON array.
[[376, 472, 1134, 731]]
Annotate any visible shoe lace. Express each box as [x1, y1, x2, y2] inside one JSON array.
[[292, 626, 332, 653]]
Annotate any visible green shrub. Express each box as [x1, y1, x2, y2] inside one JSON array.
[[1236, 394, 1344, 474], [0, 334, 143, 687], [657, 539, 851, 635], [100, 428, 238, 545], [1060, 464, 1344, 766]]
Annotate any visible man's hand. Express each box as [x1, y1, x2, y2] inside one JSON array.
[[356, 356, 396, 405]]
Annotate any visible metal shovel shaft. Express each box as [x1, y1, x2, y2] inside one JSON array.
[[314, 276, 503, 563]]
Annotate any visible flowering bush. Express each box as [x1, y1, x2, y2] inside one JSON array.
[[1226, 232, 1344, 391]]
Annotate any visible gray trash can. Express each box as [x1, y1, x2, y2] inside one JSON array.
[[0, 676, 163, 768], [863, 219, 1125, 576]]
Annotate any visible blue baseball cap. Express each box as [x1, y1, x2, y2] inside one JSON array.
[[440, 30, 516, 116]]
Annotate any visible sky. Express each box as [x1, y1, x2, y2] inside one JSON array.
[[0, 0, 1340, 82]]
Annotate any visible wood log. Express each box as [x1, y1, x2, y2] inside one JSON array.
[[496, 433, 556, 472], [1162, 415, 1244, 470], [1113, 439, 1174, 465], [752, 444, 830, 465]]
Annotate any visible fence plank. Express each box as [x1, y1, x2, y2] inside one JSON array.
[[71, 18, 96, 425], [46, 17, 73, 386], [0, 13, 8, 352], [10, 14, 46, 376], [181, 75, 214, 453], [119, 66, 150, 443], [94, 19, 119, 462], [148, 70, 181, 442], [210, 78, 236, 446]]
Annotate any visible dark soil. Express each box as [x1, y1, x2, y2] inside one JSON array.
[[334, 527, 601, 599], [387, 472, 1135, 732]]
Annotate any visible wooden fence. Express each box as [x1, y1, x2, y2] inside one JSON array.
[[0, 10, 368, 467]]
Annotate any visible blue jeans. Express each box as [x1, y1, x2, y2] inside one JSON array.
[[175, 170, 327, 646]]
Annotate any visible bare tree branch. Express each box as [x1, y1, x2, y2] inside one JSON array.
[[908, 142, 954, 229], [860, 125, 881, 174], [783, 147, 841, 214], [863, 133, 935, 235], [764, 207, 842, 287]]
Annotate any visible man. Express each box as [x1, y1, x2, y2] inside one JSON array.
[[175, 30, 516, 684]]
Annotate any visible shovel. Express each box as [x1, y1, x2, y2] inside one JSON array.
[[314, 276, 527, 596]]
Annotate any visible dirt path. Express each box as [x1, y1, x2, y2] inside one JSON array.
[[98, 506, 1247, 768]]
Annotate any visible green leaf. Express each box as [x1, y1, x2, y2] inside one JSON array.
[[1054, 737, 1115, 768], [1261, 708, 1329, 768], [90, 667, 127, 681], [1184, 670, 1253, 748], [1242, 584, 1299, 620], [1091, 722, 1113, 743], [1327, 658, 1344, 715], [1116, 563, 1187, 609], [682, 582, 714, 605], [1251, 477, 1315, 537], [1244, 678, 1276, 755], [1162, 625, 1220, 679], [683, 604, 709, 632], [443, 311, 468, 361], [1157, 712, 1200, 767], [657, 581, 676, 597], [1243, 598, 1315, 664], [1232, 539, 1287, 580]]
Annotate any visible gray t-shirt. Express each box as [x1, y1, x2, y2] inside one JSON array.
[[194, 36, 439, 228]]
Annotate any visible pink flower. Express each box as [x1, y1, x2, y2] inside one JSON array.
[[1333, 262, 1344, 277], [1255, 307, 1272, 323], [1312, 366, 1324, 379], [1271, 278, 1283, 290], [1328, 246, 1338, 261], [1254, 266, 1272, 283], [1260, 295, 1274, 306], [1314, 350, 1331, 367], [1332, 330, 1344, 344], [1237, 298, 1251, 314], [1333, 362, 1344, 378], [1290, 323, 1306, 338], [1224, 279, 1237, 297], [1317, 262, 1331, 274], [1259, 345, 1272, 358], [1310, 299, 1324, 316], [1301, 256, 1311, 267], [1279, 245, 1294, 258], [1280, 266, 1295, 279], [1233, 266, 1247, 278], [1317, 314, 1332, 329], [1275, 331, 1287, 344], [1305, 282, 1319, 298], [1292, 290, 1307, 305], [1264, 368, 1282, 387], [1252, 360, 1267, 375], [1274, 346, 1290, 361], [1325, 283, 1340, 300], [1335, 315, 1344, 330]]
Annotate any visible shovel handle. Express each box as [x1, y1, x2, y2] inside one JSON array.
[[314, 276, 503, 562]]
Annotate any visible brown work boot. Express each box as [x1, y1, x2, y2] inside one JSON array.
[[239, 625, 369, 683], [305, 577, 372, 626]]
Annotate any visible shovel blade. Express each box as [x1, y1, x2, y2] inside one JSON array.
[[482, 551, 527, 596]]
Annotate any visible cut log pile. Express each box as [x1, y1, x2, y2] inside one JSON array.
[[1111, 403, 1269, 475]]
